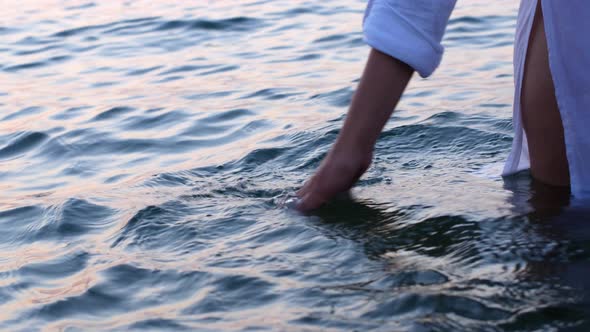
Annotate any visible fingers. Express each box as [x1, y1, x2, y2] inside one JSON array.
[[296, 175, 340, 212], [296, 190, 328, 213], [296, 173, 317, 198], [296, 181, 309, 197]]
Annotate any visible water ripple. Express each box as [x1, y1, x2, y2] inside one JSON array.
[[0, 132, 48, 159], [1, 0, 589, 330]]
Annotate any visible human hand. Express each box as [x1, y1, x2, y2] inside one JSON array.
[[295, 48, 412, 212], [296, 146, 372, 212]]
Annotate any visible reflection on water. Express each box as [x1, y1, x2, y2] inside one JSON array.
[[310, 175, 590, 331], [1, 0, 589, 330]]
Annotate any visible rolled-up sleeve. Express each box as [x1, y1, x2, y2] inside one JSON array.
[[363, 0, 457, 77]]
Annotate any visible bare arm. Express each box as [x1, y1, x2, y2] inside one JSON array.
[[296, 48, 414, 211]]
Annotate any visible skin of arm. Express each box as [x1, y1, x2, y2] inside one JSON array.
[[296, 48, 414, 212]]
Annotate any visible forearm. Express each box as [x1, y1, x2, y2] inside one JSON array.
[[333, 48, 413, 154], [296, 48, 414, 210]]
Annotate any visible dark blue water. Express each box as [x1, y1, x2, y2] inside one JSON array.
[[1, 0, 590, 330]]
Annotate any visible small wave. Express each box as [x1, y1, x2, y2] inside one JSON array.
[[3, 55, 71, 72], [0, 132, 48, 159], [33, 199, 117, 241], [154, 17, 261, 32], [19, 251, 90, 280], [158, 64, 214, 76], [183, 274, 278, 315], [122, 110, 190, 131], [241, 88, 302, 101], [52, 25, 105, 38], [199, 65, 239, 76], [125, 65, 162, 76], [65, 2, 96, 11], [91, 106, 136, 121], [2, 106, 45, 121], [362, 293, 511, 321]]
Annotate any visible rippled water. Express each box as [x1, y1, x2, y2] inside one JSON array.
[[1, 1, 590, 330]]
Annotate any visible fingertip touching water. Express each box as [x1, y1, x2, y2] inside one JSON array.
[[0, 0, 589, 330]]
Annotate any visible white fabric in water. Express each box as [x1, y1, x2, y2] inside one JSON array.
[[363, 0, 590, 197], [536, 0, 590, 197]]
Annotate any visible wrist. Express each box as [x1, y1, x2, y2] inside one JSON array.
[[333, 129, 375, 156], [331, 137, 374, 165]]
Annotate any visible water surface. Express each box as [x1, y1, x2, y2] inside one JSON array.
[[1, 0, 589, 330]]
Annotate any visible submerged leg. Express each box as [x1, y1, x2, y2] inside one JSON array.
[[521, 1, 570, 187]]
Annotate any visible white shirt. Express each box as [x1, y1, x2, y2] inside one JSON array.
[[363, 0, 590, 197]]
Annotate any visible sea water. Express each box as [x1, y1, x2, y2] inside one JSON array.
[[1, 0, 589, 330]]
